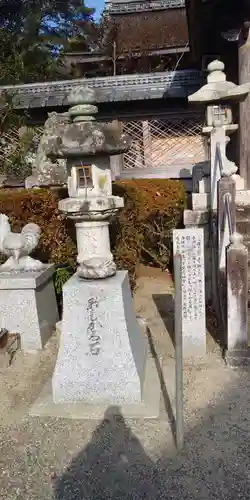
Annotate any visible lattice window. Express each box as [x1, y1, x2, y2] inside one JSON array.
[[121, 121, 144, 170], [122, 116, 206, 170], [0, 126, 43, 179]]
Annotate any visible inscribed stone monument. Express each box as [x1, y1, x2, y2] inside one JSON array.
[[173, 228, 206, 357], [52, 272, 147, 404]]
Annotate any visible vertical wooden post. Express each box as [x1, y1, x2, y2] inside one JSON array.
[[210, 127, 226, 210], [110, 155, 124, 180], [142, 120, 152, 169], [110, 120, 124, 179], [239, 23, 250, 188], [217, 176, 236, 272], [174, 253, 184, 450]]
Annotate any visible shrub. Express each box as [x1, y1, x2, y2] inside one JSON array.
[[113, 179, 187, 275], [0, 179, 186, 293], [0, 187, 76, 265], [0, 96, 38, 181], [53, 264, 74, 315]]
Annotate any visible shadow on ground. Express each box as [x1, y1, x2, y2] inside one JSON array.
[[146, 325, 176, 441], [54, 382, 250, 500], [153, 293, 175, 347], [55, 326, 177, 500], [206, 303, 226, 351], [55, 407, 161, 500], [53, 318, 250, 500]]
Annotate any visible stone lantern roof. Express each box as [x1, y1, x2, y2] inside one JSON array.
[[47, 86, 131, 160], [188, 60, 250, 103]]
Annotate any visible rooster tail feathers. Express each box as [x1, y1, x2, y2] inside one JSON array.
[[21, 223, 41, 236], [21, 223, 41, 255]]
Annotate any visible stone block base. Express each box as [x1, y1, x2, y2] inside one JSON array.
[[0, 265, 59, 351], [52, 271, 147, 405], [30, 351, 161, 420], [226, 349, 250, 367], [191, 189, 250, 211]]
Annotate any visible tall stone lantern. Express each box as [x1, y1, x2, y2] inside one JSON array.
[[48, 86, 147, 405], [188, 59, 250, 211], [49, 86, 128, 279], [186, 60, 250, 307]]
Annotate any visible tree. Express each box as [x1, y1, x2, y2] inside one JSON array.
[[0, 0, 95, 84]]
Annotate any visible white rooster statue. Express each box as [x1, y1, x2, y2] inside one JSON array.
[[0, 214, 44, 271]]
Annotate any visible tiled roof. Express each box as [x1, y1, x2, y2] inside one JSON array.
[[0, 70, 204, 109], [106, 7, 189, 52], [105, 0, 185, 14]]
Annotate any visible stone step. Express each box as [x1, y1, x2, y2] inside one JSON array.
[[242, 236, 250, 246], [226, 349, 250, 367], [236, 207, 250, 222], [236, 220, 250, 236], [244, 242, 250, 255]]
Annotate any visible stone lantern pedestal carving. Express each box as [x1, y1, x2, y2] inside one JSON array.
[[58, 179, 124, 280], [48, 87, 147, 405]]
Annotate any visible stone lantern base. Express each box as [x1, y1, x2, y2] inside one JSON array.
[[52, 271, 147, 404]]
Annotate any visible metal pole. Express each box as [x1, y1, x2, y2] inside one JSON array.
[[174, 253, 184, 450], [113, 42, 117, 76]]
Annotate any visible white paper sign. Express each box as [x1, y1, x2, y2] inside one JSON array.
[[173, 228, 206, 356]]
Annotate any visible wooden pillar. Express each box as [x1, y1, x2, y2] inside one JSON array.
[[110, 154, 124, 179], [239, 22, 250, 188], [142, 120, 152, 169], [217, 175, 236, 272], [226, 233, 248, 354], [110, 120, 124, 179]]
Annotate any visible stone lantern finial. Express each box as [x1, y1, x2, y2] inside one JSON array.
[[207, 60, 226, 83], [67, 86, 98, 123], [67, 85, 97, 105]]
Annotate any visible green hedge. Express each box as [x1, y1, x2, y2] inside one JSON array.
[[0, 179, 186, 297], [112, 179, 186, 284]]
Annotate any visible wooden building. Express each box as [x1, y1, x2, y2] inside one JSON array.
[[62, 0, 202, 77], [0, 0, 211, 183], [0, 69, 206, 182]]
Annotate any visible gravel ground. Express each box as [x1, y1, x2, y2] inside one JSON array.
[[0, 268, 250, 500]]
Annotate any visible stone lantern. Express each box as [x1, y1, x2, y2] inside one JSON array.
[[48, 86, 147, 405], [189, 59, 250, 117], [184, 60, 250, 305], [188, 60, 250, 210], [48, 86, 129, 280]]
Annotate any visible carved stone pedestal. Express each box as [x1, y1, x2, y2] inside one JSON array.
[[0, 265, 58, 351], [52, 271, 147, 404], [58, 195, 123, 279]]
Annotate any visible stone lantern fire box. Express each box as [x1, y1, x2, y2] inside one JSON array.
[[39, 86, 157, 410], [67, 159, 112, 198]]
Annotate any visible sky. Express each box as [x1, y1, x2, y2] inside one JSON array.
[[86, 0, 105, 19]]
